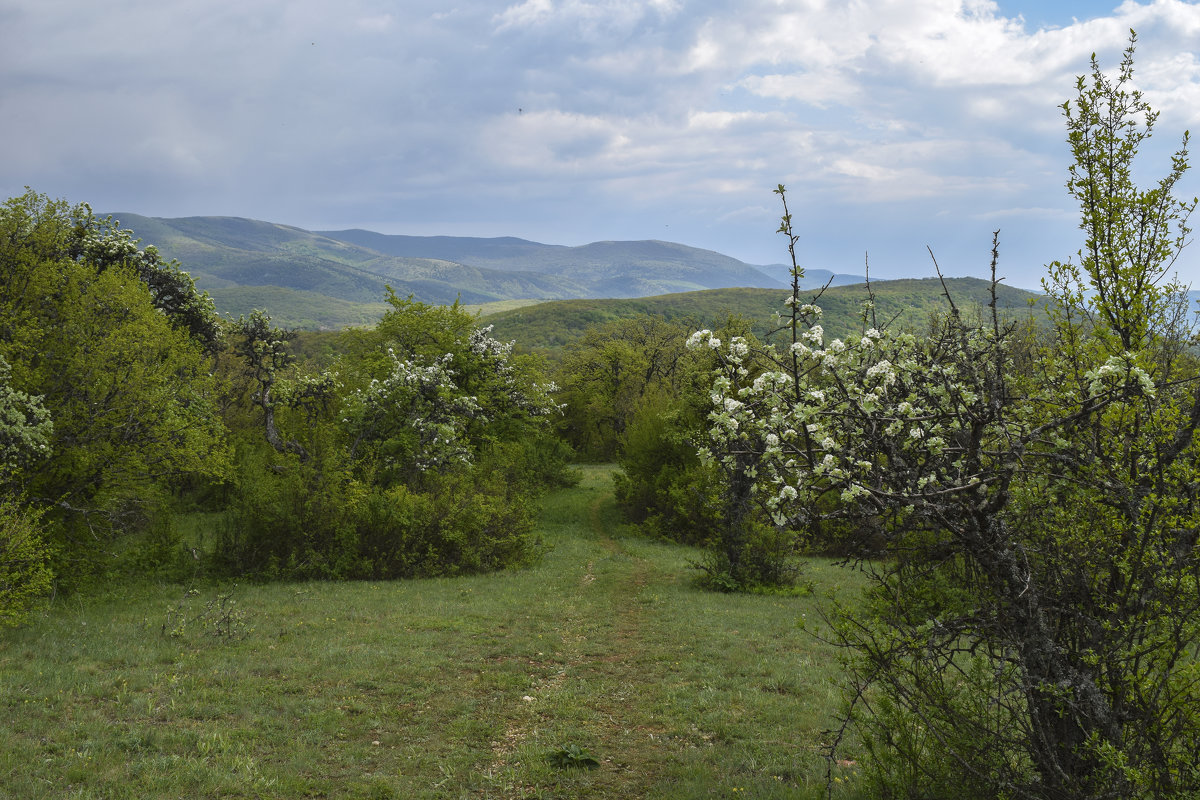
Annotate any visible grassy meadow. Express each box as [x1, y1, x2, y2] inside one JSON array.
[[1, 466, 869, 799]]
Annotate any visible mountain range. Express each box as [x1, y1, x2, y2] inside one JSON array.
[[107, 213, 866, 326]]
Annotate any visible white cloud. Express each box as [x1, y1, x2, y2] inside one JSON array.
[[494, 0, 681, 35], [738, 72, 862, 108], [354, 13, 395, 32], [495, 0, 555, 29], [2, 0, 1199, 284]]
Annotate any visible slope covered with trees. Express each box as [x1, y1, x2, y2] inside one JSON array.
[[483, 278, 1045, 358]]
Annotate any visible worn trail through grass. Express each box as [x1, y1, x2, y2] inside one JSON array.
[[0, 465, 867, 799]]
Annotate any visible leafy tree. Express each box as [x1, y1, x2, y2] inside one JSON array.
[[228, 310, 339, 459], [344, 292, 565, 486], [0, 191, 229, 579], [555, 315, 701, 460], [691, 37, 1200, 797], [0, 497, 51, 627], [612, 387, 723, 546], [70, 205, 221, 351], [0, 356, 54, 625]]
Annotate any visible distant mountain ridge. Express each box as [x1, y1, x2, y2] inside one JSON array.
[[105, 213, 811, 325]]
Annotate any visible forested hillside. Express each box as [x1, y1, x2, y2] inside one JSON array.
[[482, 278, 1045, 357], [103, 213, 789, 323]]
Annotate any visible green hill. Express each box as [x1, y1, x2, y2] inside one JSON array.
[[482, 278, 1045, 356], [104, 214, 790, 325], [316, 230, 783, 294], [107, 213, 583, 309], [206, 286, 392, 330]]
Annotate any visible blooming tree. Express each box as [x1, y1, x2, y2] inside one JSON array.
[[343, 323, 560, 483], [71, 204, 221, 351], [691, 39, 1200, 798]]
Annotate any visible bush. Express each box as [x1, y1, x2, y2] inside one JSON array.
[[613, 392, 721, 546], [354, 473, 536, 579], [693, 517, 802, 593], [214, 446, 367, 579], [0, 497, 52, 627], [215, 446, 537, 581]]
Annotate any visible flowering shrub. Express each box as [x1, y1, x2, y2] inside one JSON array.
[[344, 349, 483, 475], [0, 357, 52, 485], [692, 40, 1200, 797], [72, 204, 220, 350], [343, 318, 561, 484]]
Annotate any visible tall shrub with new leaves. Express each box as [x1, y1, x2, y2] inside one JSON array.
[[692, 37, 1200, 798], [343, 293, 565, 487], [0, 191, 229, 582]]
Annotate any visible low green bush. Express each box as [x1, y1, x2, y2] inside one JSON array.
[[214, 446, 537, 581], [0, 496, 52, 627], [613, 393, 721, 546]]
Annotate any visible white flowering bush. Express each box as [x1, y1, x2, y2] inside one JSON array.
[[71, 204, 220, 350], [343, 309, 562, 484], [344, 350, 482, 474], [0, 357, 52, 484], [694, 41, 1200, 796], [0, 357, 53, 627]]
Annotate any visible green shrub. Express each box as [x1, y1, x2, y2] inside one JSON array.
[[0, 497, 52, 627], [215, 445, 537, 581], [214, 446, 364, 579], [354, 473, 536, 579], [613, 392, 721, 546], [693, 517, 802, 593]]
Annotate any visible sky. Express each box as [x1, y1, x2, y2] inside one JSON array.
[[3, 0, 1200, 290]]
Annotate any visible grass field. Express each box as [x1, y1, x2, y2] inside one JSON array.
[[0, 466, 869, 799]]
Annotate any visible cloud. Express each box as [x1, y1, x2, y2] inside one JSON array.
[[1, 0, 1198, 286]]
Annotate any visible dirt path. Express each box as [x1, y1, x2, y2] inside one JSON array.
[[483, 467, 668, 796]]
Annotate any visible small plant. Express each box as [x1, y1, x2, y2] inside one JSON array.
[[161, 585, 253, 640], [546, 743, 600, 770]]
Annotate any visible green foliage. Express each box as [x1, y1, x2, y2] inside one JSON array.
[[0, 191, 230, 584], [215, 445, 537, 580], [71, 205, 221, 350], [229, 309, 334, 459], [212, 292, 562, 582], [547, 743, 601, 770], [343, 292, 568, 487], [1048, 31, 1195, 354], [612, 391, 722, 546], [215, 436, 375, 580], [206, 285, 391, 330], [0, 355, 52, 486], [555, 316, 704, 460], [693, 517, 802, 594], [852, 653, 1032, 800], [0, 496, 52, 627], [557, 315, 804, 587], [484, 281, 1045, 360]]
